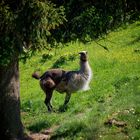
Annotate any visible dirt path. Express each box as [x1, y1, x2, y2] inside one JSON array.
[[25, 125, 59, 140]]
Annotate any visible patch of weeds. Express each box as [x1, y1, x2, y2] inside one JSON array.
[[21, 100, 33, 112], [113, 76, 140, 92], [134, 49, 140, 53], [93, 94, 106, 103], [97, 96, 105, 103], [113, 76, 131, 92], [128, 36, 140, 45], [133, 77, 140, 95], [85, 113, 103, 140], [50, 120, 87, 139], [28, 120, 51, 132], [135, 107, 140, 115]]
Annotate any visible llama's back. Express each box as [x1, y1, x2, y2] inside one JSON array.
[[55, 71, 86, 93]]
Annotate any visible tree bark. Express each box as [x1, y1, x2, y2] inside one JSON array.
[[0, 55, 24, 140]]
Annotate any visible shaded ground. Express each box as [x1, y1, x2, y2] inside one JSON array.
[[25, 127, 56, 140]]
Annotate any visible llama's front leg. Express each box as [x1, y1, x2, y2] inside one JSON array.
[[59, 92, 71, 112], [64, 92, 71, 106], [44, 90, 53, 112]]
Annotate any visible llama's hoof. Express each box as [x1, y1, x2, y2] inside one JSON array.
[[52, 108, 57, 113], [48, 109, 52, 113], [48, 108, 57, 113], [59, 105, 68, 112], [47, 108, 53, 113]]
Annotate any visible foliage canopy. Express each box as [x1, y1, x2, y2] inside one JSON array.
[[0, 0, 139, 65], [0, 0, 66, 66]]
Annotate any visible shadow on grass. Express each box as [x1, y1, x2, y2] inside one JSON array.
[[51, 53, 77, 68], [28, 120, 51, 133], [40, 53, 53, 64], [128, 36, 140, 46], [50, 120, 86, 140], [51, 56, 67, 68]]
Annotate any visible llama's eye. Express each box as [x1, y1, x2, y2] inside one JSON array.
[[52, 73, 56, 77]]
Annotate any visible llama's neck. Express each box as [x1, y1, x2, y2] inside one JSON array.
[[80, 60, 92, 78], [79, 60, 92, 91]]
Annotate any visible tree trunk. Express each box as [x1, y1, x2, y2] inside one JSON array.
[[0, 55, 24, 140]]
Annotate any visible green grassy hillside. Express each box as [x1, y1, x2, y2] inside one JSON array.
[[20, 21, 140, 140]]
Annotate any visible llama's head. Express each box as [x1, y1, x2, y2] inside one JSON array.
[[79, 51, 88, 61]]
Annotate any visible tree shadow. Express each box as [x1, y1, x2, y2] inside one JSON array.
[[51, 56, 67, 68], [128, 36, 140, 45], [51, 53, 77, 68], [28, 120, 50, 133], [39, 53, 53, 64]]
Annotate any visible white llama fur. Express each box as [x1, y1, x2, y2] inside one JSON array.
[[81, 61, 92, 91]]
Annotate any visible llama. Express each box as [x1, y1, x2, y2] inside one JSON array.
[[32, 51, 92, 111]]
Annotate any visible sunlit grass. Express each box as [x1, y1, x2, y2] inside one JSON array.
[[20, 21, 140, 139]]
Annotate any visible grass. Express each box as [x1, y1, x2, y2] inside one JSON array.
[[20, 21, 140, 139]]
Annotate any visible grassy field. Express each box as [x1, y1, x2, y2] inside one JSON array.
[[20, 21, 140, 140]]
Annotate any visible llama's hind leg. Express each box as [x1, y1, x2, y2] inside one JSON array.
[[44, 90, 53, 112]]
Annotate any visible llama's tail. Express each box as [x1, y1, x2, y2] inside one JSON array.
[[32, 72, 40, 80]]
